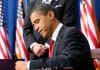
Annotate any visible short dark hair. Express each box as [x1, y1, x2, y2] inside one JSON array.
[[30, 2, 55, 16]]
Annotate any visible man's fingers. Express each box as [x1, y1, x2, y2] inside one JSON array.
[[37, 45, 47, 56], [15, 61, 21, 70], [15, 61, 27, 70], [32, 43, 48, 56]]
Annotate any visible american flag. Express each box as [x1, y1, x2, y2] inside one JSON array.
[[80, 0, 100, 68], [80, 0, 100, 50], [0, 0, 12, 59], [15, 0, 29, 61]]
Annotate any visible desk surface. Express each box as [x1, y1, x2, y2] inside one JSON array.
[[0, 59, 15, 70], [0, 59, 72, 70]]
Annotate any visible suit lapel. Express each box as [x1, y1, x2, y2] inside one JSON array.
[[52, 25, 65, 57]]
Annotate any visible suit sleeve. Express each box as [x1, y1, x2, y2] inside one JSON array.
[[29, 28, 91, 70], [23, 11, 36, 52]]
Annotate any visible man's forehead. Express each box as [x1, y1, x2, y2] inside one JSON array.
[[31, 12, 41, 20], [31, 12, 40, 17]]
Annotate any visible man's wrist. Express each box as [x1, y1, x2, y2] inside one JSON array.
[[30, 42, 38, 51]]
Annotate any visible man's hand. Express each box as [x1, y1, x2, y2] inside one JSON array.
[[15, 61, 27, 70], [32, 43, 48, 57], [91, 48, 100, 60]]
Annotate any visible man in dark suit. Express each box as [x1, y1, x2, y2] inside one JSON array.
[[16, 3, 95, 70], [23, 0, 78, 59]]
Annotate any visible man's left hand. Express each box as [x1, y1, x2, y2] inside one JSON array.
[[15, 61, 27, 70]]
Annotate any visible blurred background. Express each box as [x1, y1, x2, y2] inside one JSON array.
[[1, 0, 100, 61]]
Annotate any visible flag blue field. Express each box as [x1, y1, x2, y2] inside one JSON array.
[[0, 0, 12, 59], [94, 0, 100, 30]]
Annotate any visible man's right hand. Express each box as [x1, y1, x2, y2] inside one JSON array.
[[32, 43, 48, 57]]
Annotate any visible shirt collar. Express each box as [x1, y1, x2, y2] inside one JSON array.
[[51, 23, 63, 41]]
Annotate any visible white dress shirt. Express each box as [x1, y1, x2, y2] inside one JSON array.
[[51, 23, 63, 41]]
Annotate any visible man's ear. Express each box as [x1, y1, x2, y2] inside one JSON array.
[[47, 11, 55, 20]]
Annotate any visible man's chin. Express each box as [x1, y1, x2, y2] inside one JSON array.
[[42, 36, 48, 39], [42, 35, 49, 39]]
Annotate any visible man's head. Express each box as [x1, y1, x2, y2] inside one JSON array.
[[30, 3, 59, 38]]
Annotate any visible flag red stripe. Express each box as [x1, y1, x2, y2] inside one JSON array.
[[87, 24, 98, 48], [19, 19, 24, 27], [19, 19, 30, 59], [0, 42, 7, 58], [16, 41, 22, 58], [86, 0, 100, 47], [0, 29, 10, 58], [0, 28, 9, 48], [0, 0, 11, 59], [80, 0, 100, 49], [16, 23, 29, 60], [85, 0, 96, 24], [80, 13, 87, 35], [15, 0, 30, 60], [3, 26, 11, 52], [80, 1, 88, 36], [80, 6, 88, 36], [85, 0, 99, 48]]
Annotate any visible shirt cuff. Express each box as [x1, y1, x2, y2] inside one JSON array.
[[27, 61, 30, 70], [30, 42, 38, 51], [45, 43, 50, 48]]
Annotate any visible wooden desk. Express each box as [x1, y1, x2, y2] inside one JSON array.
[[0, 59, 72, 70], [0, 59, 15, 70]]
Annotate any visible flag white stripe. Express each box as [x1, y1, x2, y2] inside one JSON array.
[[80, 0, 99, 50], [15, 0, 29, 60], [16, 29, 27, 60]]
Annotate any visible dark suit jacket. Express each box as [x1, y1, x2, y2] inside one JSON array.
[[23, 0, 78, 59], [29, 25, 95, 70], [51, 0, 77, 26]]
